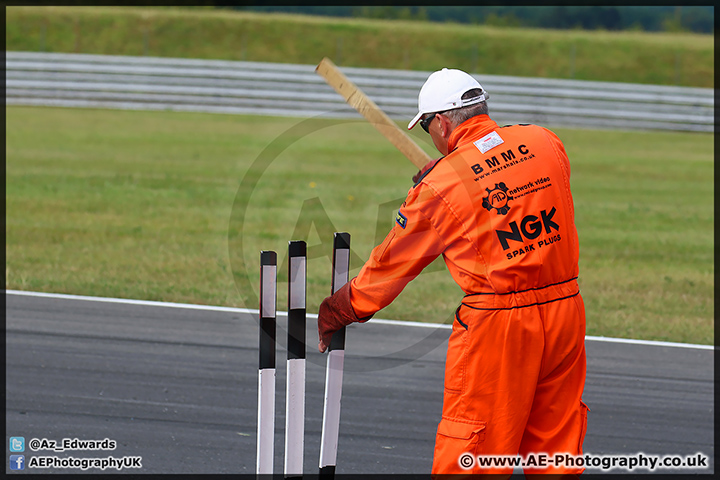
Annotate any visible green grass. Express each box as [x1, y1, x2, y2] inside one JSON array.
[[565, 129, 713, 344], [5, 106, 713, 345], [5, 6, 713, 87]]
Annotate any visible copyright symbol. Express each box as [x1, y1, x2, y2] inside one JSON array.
[[29, 438, 41, 451], [459, 453, 475, 469]]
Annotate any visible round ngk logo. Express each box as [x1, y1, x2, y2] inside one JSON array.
[[482, 182, 513, 215]]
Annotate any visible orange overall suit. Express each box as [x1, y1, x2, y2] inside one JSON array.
[[348, 115, 588, 476]]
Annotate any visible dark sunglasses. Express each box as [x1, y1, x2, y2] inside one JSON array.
[[420, 113, 438, 133]]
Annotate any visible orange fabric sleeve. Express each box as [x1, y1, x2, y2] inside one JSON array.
[[349, 184, 447, 319]]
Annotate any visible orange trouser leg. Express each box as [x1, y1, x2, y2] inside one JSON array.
[[432, 306, 544, 475], [520, 295, 588, 476], [431, 295, 587, 476]]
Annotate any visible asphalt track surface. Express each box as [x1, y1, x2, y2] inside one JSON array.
[[5, 291, 714, 475]]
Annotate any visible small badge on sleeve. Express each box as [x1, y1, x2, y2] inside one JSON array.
[[395, 210, 407, 229]]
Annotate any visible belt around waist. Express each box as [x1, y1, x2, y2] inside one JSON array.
[[461, 277, 579, 311]]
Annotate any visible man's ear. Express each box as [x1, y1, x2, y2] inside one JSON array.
[[437, 114, 452, 139]]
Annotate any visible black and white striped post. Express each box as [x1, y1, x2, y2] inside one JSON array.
[[285, 241, 307, 478], [319, 232, 351, 477], [257, 250, 277, 475]]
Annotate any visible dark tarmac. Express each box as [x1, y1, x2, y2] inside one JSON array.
[[5, 291, 714, 475]]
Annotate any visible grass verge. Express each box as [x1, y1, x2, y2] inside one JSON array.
[[5, 6, 713, 87], [5, 105, 714, 344]]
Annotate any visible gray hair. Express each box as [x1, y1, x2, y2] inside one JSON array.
[[442, 88, 489, 126]]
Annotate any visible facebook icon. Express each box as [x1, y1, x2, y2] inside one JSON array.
[[10, 455, 25, 470]]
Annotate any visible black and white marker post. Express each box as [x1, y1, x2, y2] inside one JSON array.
[[319, 232, 351, 477], [285, 241, 307, 478], [257, 250, 277, 475]]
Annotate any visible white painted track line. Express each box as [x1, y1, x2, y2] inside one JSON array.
[[5, 289, 713, 350]]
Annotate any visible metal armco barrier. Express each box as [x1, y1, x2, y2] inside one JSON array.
[[5, 51, 714, 132]]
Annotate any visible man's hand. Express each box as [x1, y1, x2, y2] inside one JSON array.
[[412, 158, 440, 183], [318, 282, 369, 352]]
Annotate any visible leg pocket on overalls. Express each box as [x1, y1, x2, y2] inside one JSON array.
[[444, 311, 469, 394], [433, 417, 487, 473], [578, 400, 590, 453]]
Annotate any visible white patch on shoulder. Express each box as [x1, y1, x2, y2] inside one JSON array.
[[473, 131, 504, 154]]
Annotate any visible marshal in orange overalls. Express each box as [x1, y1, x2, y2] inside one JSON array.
[[348, 115, 588, 476]]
